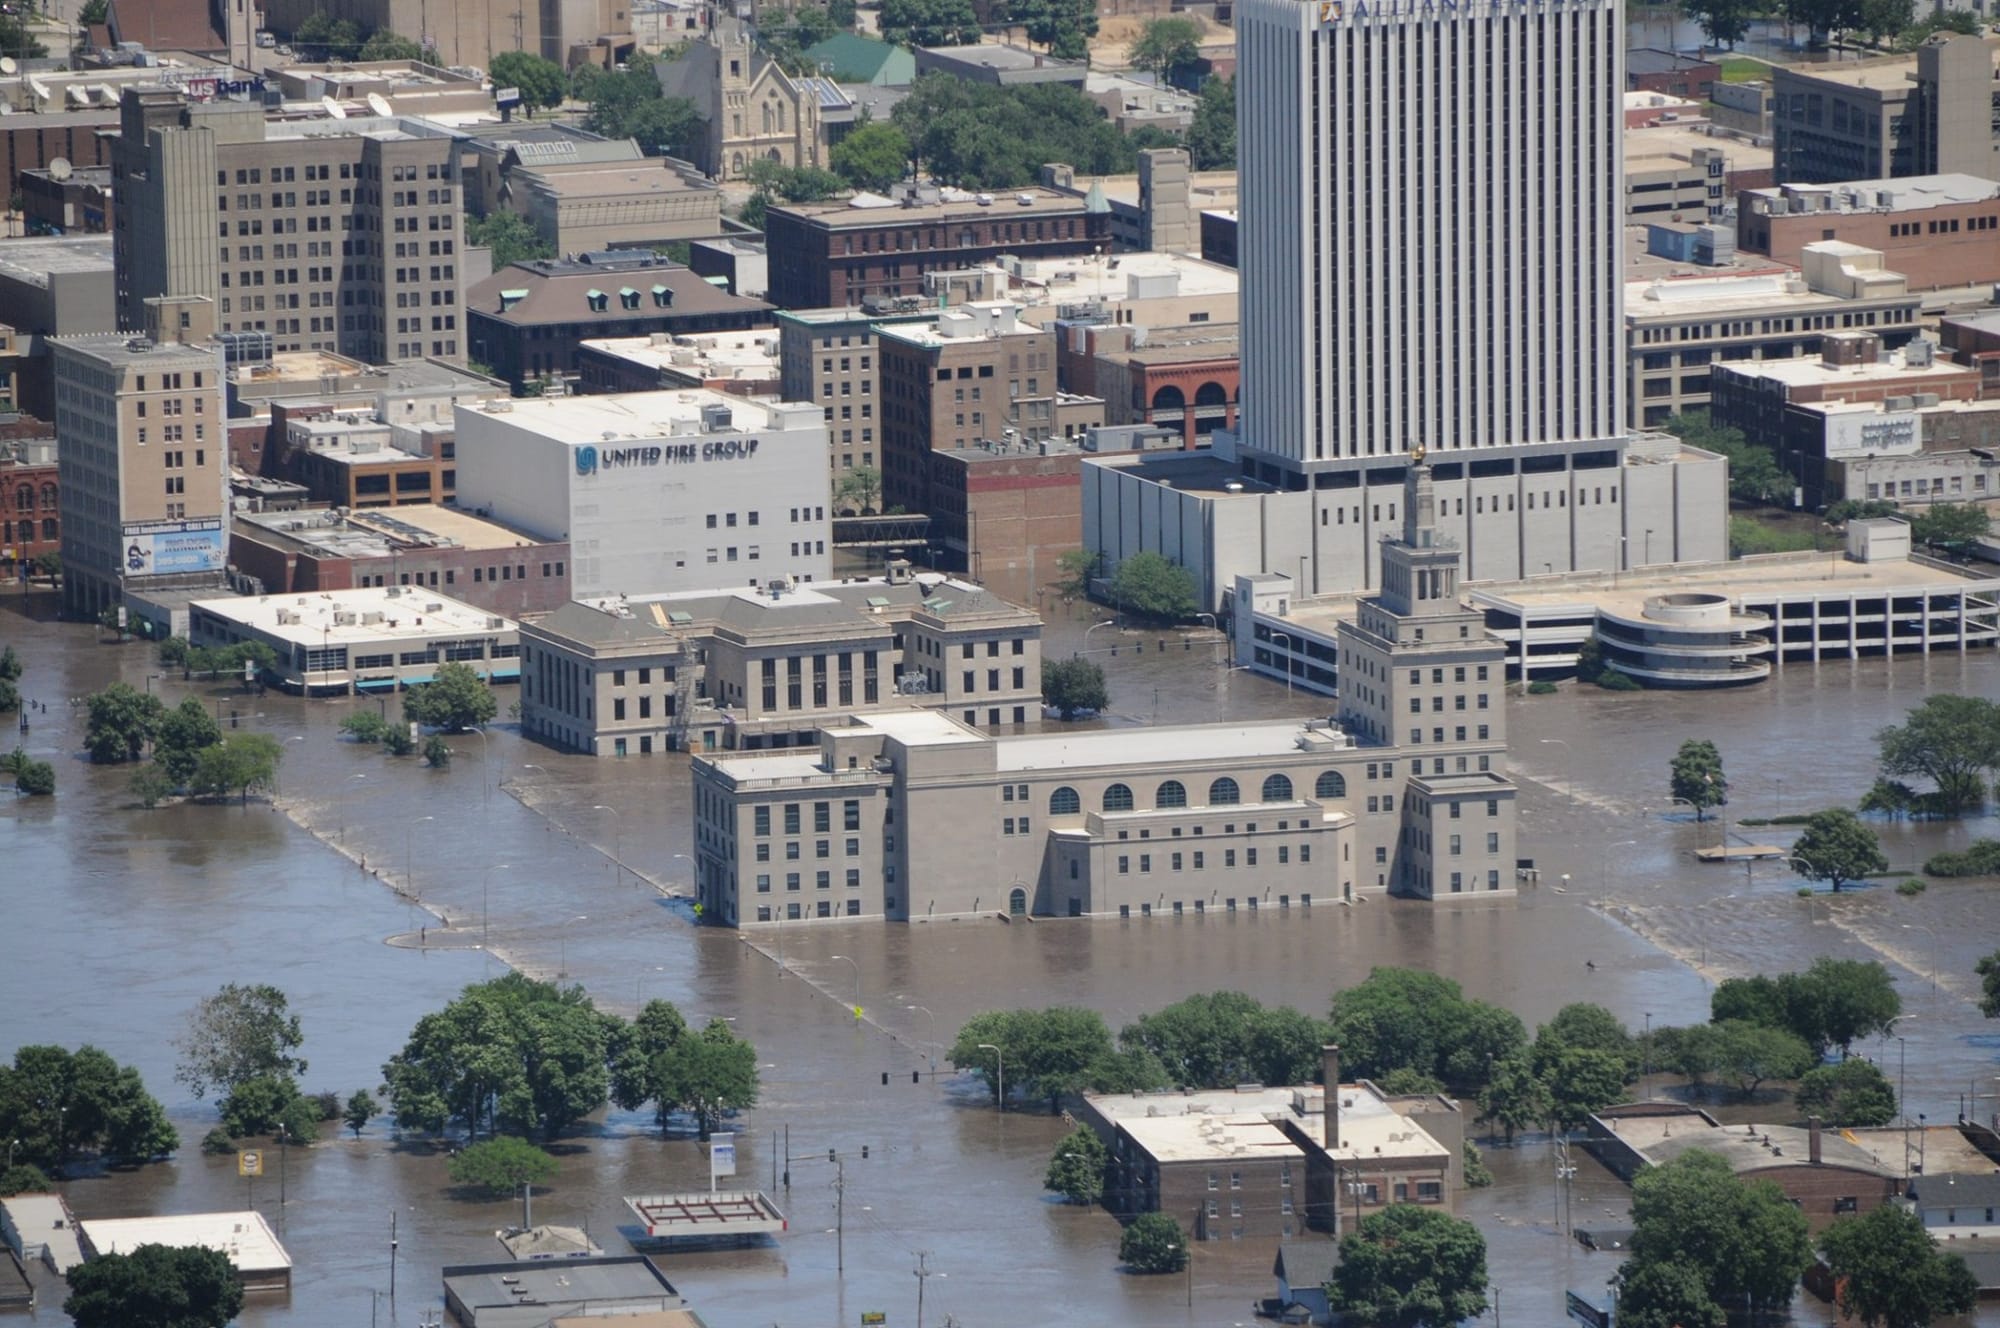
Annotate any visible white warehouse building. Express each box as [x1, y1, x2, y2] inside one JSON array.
[[453, 389, 834, 601]]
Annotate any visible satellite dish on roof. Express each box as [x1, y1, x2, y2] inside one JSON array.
[[366, 91, 392, 116], [0, 57, 18, 75], [26, 76, 48, 100], [322, 95, 347, 118], [95, 83, 118, 105], [48, 157, 71, 181]]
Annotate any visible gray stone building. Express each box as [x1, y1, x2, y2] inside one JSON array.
[[690, 461, 1518, 924], [656, 17, 828, 182], [518, 564, 1043, 757], [1771, 34, 2000, 185]]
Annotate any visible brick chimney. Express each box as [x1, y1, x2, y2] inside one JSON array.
[[1322, 1045, 1341, 1148], [1809, 1115, 1822, 1165]]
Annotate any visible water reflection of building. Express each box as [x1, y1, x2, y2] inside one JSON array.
[[691, 461, 1519, 922], [1077, 1048, 1463, 1244]]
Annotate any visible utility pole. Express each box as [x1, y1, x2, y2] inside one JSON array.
[[389, 1210, 398, 1303], [914, 1249, 933, 1328], [833, 1153, 845, 1275]]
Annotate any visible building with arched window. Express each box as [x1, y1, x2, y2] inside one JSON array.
[[690, 461, 1519, 925], [0, 437, 59, 580], [656, 17, 835, 183]]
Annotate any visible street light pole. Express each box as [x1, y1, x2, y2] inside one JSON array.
[[977, 1042, 1004, 1112], [1269, 630, 1297, 696], [592, 804, 623, 884], [906, 1004, 938, 1072], [1077, 618, 1118, 658]]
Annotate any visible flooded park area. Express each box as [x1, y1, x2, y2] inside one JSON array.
[[4, 586, 2000, 1328]]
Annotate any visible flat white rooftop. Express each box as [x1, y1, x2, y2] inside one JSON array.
[[462, 389, 810, 443], [1750, 173, 2000, 213], [581, 331, 780, 383], [1004, 250, 1240, 303], [1724, 346, 1974, 389], [994, 719, 1348, 773], [81, 1211, 291, 1272], [854, 709, 984, 746], [192, 587, 514, 646], [1625, 268, 1891, 316]]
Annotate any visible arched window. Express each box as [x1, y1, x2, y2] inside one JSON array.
[[762, 103, 774, 133], [1315, 770, 1347, 799], [14, 485, 30, 512], [1050, 786, 1080, 815], [39, 484, 54, 510], [1208, 777, 1240, 806], [1262, 774, 1294, 803], [1151, 384, 1186, 413], [1008, 887, 1028, 916], [1156, 780, 1187, 809], [1103, 783, 1134, 812]]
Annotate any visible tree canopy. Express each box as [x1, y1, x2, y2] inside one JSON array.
[[1910, 501, 1990, 551], [580, 59, 700, 158], [879, 0, 980, 46], [891, 75, 1144, 188], [1042, 657, 1109, 720], [174, 983, 307, 1100], [1669, 739, 1727, 820], [1109, 551, 1199, 622], [1186, 76, 1235, 170], [448, 1135, 558, 1195], [467, 210, 554, 270], [1980, 949, 2000, 1019], [1794, 1057, 1896, 1126], [1819, 1202, 1978, 1328], [1119, 1212, 1187, 1273], [950, 1007, 1131, 1108], [382, 973, 622, 1140], [1328, 967, 1526, 1092], [1120, 991, 1332, 1089], [489, 50, 567, 110], [85, 683, 166, 764], [1661, 412, 1786, 504], [1328, 1204, 1488, 1328], [1875, 693, 2000, 815], [1127, 17, 1203, 85], [1621, 1149, 1812, 1321], [1791, 807, 1887, 891], [65, 1243, 242, 1328], [188, 732, 284, 805], [404, 661, 498, 733], [1045, 1124, 1107, 1205], [0, 1045, 178, 1172], [1011, 0, 1097, 57], [1711, 957, 1900, 1057], [154, 698, 223, 788], [829, 122, 911, 192]]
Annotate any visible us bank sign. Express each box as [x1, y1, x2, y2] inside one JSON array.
[[576, 438, 762, 475]]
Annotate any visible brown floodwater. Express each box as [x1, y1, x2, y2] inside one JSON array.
[[3, 589, 1998, 1327]]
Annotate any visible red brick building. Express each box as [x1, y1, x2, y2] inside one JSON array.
[[764, 186, 1115, 309], [926, 444, 1083, 605], [0, 438, 59, 579], [1076, 322, 1241, 448], [1739, 176, 2000, 291]]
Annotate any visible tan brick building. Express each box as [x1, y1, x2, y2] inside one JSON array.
[[1739, 175, 2000, 291]]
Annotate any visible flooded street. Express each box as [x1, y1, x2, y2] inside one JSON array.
[[4, 591, 1999, 1327]]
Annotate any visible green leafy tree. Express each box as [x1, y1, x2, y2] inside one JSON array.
[[1045, 1125, 1107, 1204], [1711, 974, 1788, 1029], [384, 726, 416, 756], [1875, 693, 2000, 814], [423, 734, 452, 768], [1118, 1211, 1187, 1273], [0, 1045, 177, 1171], [174, 983, 307, 1100], [1127, 17, 1202, 84], [656, 1018, 759, 1140], [358, 28, 434, 61], [467, 210, 554, 270], [830, 123, 910, 191], [77, 0, 111, 23], [1670, 739, 1727, 821], [189, 732, 283, 805], [1792, 807, 1887, 891], [0, 677, 17, 714], [1328, 967, 1525, 1092], [1980, 949, 2000, 1018], [1707, 1020, 1814, 1098], [293, 13, 362, 57], [581, 64, 700, 157], [64, 1244, 242, 1328], [1794, 1057, 1895, 1126], [1680, 0, 1756, 46], [0, 14, 47, 59], [1911, 501, 1989, 550], [0, 1163, 52, 1195], [1533, 1003, 1637, 1079], [610, 999, 693, 1135], [154, 697, 221, 788], [1042, 657, 1108, 720], [1790, 957, 1901, 1055], [382, 973, 621, 1141], [892, 76, 1139, 188], [1543, 1047, 1629, 1132], [1616, 1259, 1727, 1328], [1053, 547, 1098, 598], [1476, 1056, 1552, 1143], [0, 644, 20, 681], [1011, 0, 1097, 57], [489, 50, 567, 110], [1819, 1202, 1978, 1328], [340, 711, 390, 744], [13, 759, 53, 796], [1661, 412, 1786, 504], [833, 464, 884, 514], [879, 0, 980, 46], [404, 661, 498, 732], [32, 551, 59, 580], [1462, 1140, 1493, 1188], [448, 1134, 558, 1194], [1109, 551, 1198, 622], [218, 1075, 302, 1138], [85, 682, 166, 764], [1119, 992, 1332, 1089], [950, 1007, 1122, 1109], [344, 1089, 378, 1138], [1328, 1204, 1488, 1328], [1625, 1149, 1812, 1316]]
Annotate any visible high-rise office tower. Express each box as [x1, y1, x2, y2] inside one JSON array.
[[1235, 0, 1624, 466]]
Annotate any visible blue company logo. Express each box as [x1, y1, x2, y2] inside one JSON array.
[[576, 444, 598, 476]]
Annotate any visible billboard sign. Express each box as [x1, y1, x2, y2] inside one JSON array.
[[1824, 410, 1920, 460], [122, 518, 225, 576]]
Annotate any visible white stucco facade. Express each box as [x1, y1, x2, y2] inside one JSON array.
[[453, 390, 833, 600]]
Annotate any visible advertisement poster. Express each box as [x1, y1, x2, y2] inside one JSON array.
[[123, 519, 226, 576]]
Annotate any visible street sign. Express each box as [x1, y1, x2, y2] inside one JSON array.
[[237, 1150, 263, 1177], [862, 1314, 886, 1326], [710, 1134, 736, 1180]]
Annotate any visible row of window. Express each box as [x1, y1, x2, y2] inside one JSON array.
[[1116, 844, 1311, 873], [1050, 771, 1346, 816]]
